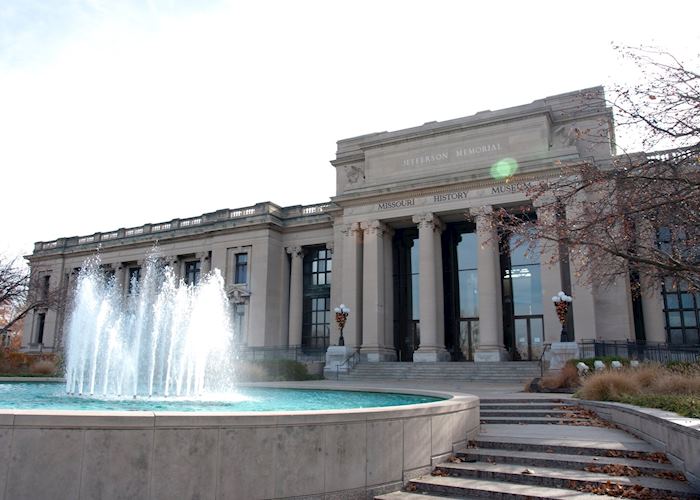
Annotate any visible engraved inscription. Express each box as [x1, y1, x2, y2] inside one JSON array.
[[378, 199, 415, 210], [433, 191, 468, 203], [400, 143, 503, 169], [491, 182, 532, 194]]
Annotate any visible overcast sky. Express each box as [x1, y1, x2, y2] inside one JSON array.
[[1, 0, 698, 261]]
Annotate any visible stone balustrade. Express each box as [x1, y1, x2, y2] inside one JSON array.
[[33, 202, 335, 254]]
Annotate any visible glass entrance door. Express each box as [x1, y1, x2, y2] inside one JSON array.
[[393, 229, 419, 361], [501, 230, 544, 361], [443, 223, 479, 360]]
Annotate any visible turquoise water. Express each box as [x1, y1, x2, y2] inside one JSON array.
[[0, 383, 442, 412]]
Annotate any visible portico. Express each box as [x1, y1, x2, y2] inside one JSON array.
[[26, 87, 659, 365]]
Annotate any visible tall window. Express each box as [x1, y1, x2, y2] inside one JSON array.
[[309, 248, 331, 285], [501, 230, 544, 360], [41, 275, 50, 301], [234, 253, 248, 284], [184, 261, 201, 286], [36, 313, 46, 344], [456, 231, 479, 360], [662, 279, 699, 345], [302, 247, 332, 350], [393, 229, 420, 361]]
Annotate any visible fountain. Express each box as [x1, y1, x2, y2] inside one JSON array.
[[64, 255, 235, 398], [0, 254, 479, 499]]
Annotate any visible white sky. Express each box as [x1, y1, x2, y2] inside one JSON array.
[[1, 0, 698, 261]]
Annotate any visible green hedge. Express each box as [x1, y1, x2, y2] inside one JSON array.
[[619, 394, 700, 418]]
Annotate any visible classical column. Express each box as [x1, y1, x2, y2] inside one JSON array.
[[534, 199, 567, 342], [471, 206, 507, 362], [286, 246, 304, 347], [412, 213, 449, 362], [360, 221, 395, 361], [340, 223, 363, 348], [113, 262, 126, 296]]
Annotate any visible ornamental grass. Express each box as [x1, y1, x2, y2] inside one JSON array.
[[577, 362, 700, 418]]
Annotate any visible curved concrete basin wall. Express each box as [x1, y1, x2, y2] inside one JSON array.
[[0, 387, 479, 500]]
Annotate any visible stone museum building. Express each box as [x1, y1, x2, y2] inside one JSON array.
[[22, 87, 694, 363]]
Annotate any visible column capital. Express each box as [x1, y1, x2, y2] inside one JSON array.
[[360, 220, 388, 236], [412, 213, 444, 233], [340, 222, 363, 238], [285, 246, 304, 258]]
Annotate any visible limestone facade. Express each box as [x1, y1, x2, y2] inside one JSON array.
[[23, 87, 680, 360]]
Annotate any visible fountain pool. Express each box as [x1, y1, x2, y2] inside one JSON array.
[[0, 382, 442, 412], [1, 257, 479, 499]]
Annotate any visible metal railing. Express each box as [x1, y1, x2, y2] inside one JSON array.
[[539, 343, 552, 377], [336, 350, 361, 380], [577, 340, 700, 364]]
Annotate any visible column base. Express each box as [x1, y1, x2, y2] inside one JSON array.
[[548, 342, 579, 371], [474, 347, 508, 362], [413, 347, 450, 362], [360, 347, 397, 362], [324, 346, 356, 378]]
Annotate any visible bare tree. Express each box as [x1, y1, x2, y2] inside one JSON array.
[[0, 257, 67, 343], [491, 46, 700, 292]]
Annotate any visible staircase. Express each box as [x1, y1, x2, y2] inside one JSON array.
[[337, 362, 540, 383], [377, 398, 698, 499]]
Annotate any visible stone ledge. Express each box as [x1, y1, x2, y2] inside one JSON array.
[[578, 399, 700, 490]]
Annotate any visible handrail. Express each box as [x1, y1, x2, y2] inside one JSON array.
[[336, 350, 361, 380], [539, 343, 552, 377]]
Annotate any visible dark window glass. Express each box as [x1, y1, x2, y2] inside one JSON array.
[[42, 275, 50, 299], [663, 278, 700, 344], [302, 247, 331, 350], [36, 313, 46, 344], [184, 261, 201, 286], [456, 232, 478, 318], [508, 233, 543, 316], [234, 253, 248, 284], [410, 243, 420, 321]]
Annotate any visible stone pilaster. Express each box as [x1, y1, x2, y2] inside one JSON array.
[[340, 223, 363, 348], [197, 252, 211, 276], [471, 206, 507, 361], [286, 246, 304, 347], [565, 194, 597, 341], [360, 221, 395, 361], [534, 199, 566, 342], [636, 220, 667, 342], [412, 213, 449, 362]]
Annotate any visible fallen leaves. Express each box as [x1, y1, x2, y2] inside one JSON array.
[[572, 479, 684, 499]]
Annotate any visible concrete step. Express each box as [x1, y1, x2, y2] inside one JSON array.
[[474, 435, 658, 457], [406, 475, 620, 499], [456, 447, 680, 476], [435, 461, 696, 498], [480, 416, 590, 425], [480, 403, 569, 410], [480, 410, 571, 417], [376, 492, 478, 499], [480, 398, 566, 404]]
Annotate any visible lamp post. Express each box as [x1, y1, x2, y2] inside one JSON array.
[[334, 304, 350, 347], [551, 291, 573, 342]]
